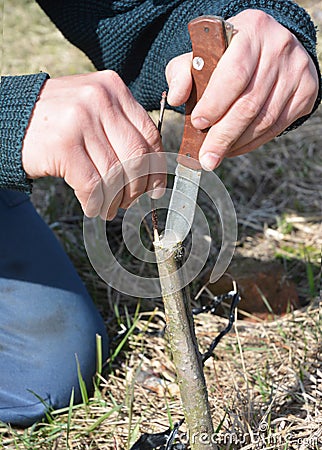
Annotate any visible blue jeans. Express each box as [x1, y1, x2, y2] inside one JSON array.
[[0, 190, 109, 427]]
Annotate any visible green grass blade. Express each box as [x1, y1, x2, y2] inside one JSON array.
[[66, 387, 74, 449], [75, 355, 89, 405]]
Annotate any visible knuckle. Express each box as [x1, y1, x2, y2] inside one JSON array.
[[126, 128, 161, 160], [79, 82, 106, 104], [213, 130, 234, 151], [296, 51, 311, 74], [64, 100, 89, 124], [79, 71, 125, 108], [237, 10, 272, 33], [103, 70, 128, 98], [82, 171, 102, 196], [236, 96, 261, 121], [250, 10, 272, 31], [297, 73, 319, 115], [127, 109, 162, 152], [256, 108, 278, 135], [104, 69, 123, 86], [66, 85, 108, 121], [122, 181, 146, 208], [143, 122, 162, 149], [131, 182, 146, 201], [275, 29, 296, 57], [126, 143, 149, 161], [229, 63, 251, 92], [294, 91, 317, 117]]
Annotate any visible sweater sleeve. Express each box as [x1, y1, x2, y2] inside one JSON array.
[[36, 0, 321, 119], [0, 73, 49, 192]]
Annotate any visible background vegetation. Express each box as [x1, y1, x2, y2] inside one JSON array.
[[1, 0, 321, 448]]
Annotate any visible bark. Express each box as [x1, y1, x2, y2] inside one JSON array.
[[154, 239, 217, 450]]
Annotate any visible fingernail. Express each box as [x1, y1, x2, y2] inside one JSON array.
[[192, 116, 211, 129], [200, 153, 221, 171], [105, 213, 116, 221], [149, 186, 166, 199]]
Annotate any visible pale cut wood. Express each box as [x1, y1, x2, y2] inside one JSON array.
[[154, 239, 217, 450]]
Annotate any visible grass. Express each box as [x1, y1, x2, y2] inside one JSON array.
[[1, 0, 322, 448]]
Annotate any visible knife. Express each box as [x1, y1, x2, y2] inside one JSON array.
[[162, 16, 233, 245]]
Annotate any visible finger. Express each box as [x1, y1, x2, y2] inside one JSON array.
[[85, 180, 105, 218], [63, 145, 104, 217], [99, 153, 166, 220], [119, 150, 167, 208], [198, 57, 278, 169], [79, 118, 124, 219], [146, 152, 167, 199], [199, 89, 288, 170], [103, 100, 165, 207], [81, 103, 153, 215], [84, 72, 165, 217], [227, 61, 317, 156], [166, 53, 193, 106], [104, 190, 123, 221], [228, 94, 292, 155], [191, 33, 259, 129], [80, 180, 104, 218], [228, 82, 317, 158], [120, 156, 149, 209], [86, 70, 164, 172], [80, 125, 121, 217], [99, 162, 124, 220]]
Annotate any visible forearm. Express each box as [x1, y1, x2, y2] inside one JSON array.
[[0, 73, 49, 192]]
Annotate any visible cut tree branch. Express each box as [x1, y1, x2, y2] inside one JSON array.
[[154, 239, 218, 450]]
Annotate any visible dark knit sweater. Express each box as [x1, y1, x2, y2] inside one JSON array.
[[1, 0, 321, 192]]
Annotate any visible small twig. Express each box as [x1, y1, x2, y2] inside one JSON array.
[[158, 91, 167, 135], [151, 91, 167, 242], [137, 198, 154, 243], [151, 204, 160, 242]]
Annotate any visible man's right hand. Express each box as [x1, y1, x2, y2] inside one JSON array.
[[22, 70, 166, 219], [166, 10, 319, 171]]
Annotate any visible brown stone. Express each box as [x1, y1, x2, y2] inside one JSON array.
[[202, 258, 300, 320]]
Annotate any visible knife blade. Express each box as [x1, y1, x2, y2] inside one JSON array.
[[162, 15, 233, 245]]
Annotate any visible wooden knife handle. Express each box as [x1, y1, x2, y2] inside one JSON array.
[[178, 16, 232, 170]]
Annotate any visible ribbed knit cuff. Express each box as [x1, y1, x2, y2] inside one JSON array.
[[220, 0, 321, 131], [0, 73, 49, 193]]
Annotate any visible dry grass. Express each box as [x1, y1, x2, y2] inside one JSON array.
[[1, 303, 321, 449], [1, 0, 322, 449]]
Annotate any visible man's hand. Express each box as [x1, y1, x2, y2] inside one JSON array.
[[166, 9, 319, 170], [22, 71, 165, 219]]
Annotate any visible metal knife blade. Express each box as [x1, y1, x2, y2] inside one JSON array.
[[162, 15, 233, 245]]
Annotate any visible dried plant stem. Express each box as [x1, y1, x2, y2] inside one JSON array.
[[157, 91, 167, 135], [154, 240, 217, 450]]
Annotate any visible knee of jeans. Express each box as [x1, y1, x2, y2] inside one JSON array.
[[0, 334, 109, 428], [0, 281, 109, 428], [0, 395, 51, 428]]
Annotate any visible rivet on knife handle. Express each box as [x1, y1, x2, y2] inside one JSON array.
[[177, 16, 233, 170]]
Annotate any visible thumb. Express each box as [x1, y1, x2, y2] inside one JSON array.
[[166, 53, 193, 106]]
